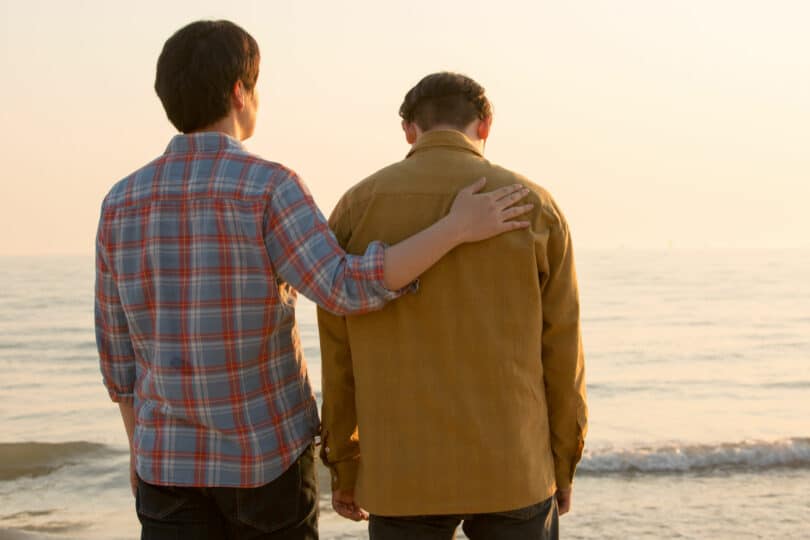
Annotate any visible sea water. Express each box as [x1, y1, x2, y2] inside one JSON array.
[[1, 250, 808, 539]]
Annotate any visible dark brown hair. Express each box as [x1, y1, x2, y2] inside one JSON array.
[[399, 72, 492, 131], [154, 20, 260, 133]]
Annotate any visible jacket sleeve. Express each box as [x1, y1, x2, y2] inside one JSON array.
[[317, 196, 361, 491], [537, 201, 588, 490]]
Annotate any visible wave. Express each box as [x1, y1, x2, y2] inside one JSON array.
[[0, 441, 120, 482], [758, 381, 810, 389], [579, 437, 810, 475], [587, 380, 810, 394], [0, 524, 94, 540], [3, 437, 808, 484], [0, 528, 52, 540]]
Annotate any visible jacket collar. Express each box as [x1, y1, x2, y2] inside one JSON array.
[[406, 130, 484, 159]]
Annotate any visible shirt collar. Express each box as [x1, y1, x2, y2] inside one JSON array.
[[405, 129, 484, 159], [164, 132, 245, 155]]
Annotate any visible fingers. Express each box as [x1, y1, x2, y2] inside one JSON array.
[[499, 220, 531, 232], [334, 506, 360, 521], [333, 500, 368, 521], [494, 203, 533, 233], [491, 184, 530, 204], [332, 491, 368, 522], [462, 177, 487, 195], [495, 188, 531, 211], [502, 204, 534, 220]]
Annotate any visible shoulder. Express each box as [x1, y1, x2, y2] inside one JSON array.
[[331, 160, 407, 224], [222, 148, 302, 197], [101, 157, 162, 211], [484, 162, 567, 229]]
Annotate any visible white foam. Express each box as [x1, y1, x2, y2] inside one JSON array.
[[579, 437, 810, 474]]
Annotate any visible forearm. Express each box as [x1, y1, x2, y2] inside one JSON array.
[[543, 320, 587, 489], [382, 215, 461, 291], [320, 391, 362, 492], [317, 307, 361, 491], [118, 400, 136, 447], [269, 175, 530, 313], [382, 180, 532, 290], [543, 301, 587, 489], [546, 384, 587, 489], [118, 400, 138, 495], [544, 314, 587, 488]]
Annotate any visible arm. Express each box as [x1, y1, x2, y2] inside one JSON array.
[[538, 205, 588, 511], [95, 222, 138, 494], [265, 174, 530, 315], [381, 178, 531, 290], [118, 401, 137, 495], [317, 306, 366, 520], [317, 201, 368, 521]]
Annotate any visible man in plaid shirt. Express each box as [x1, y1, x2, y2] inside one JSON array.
[[95, 20, 532, 540]]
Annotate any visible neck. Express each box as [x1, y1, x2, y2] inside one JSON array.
[[192, 114, 246, 140]]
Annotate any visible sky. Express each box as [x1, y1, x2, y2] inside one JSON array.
[[0, 0, 808, 255]]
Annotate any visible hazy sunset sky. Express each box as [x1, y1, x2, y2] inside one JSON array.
[[1, 0, 808, 255]]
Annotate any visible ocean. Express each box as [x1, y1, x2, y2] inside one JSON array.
[[1, 250, 808, 539]]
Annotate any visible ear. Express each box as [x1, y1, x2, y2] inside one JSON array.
[[232, 81, 246, 111], [477, 115, 493, 140], [402, 120, 418, 144]]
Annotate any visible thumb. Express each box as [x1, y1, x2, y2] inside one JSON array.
[[462, 177, 487, 195]]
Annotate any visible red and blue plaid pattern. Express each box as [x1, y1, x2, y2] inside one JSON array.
[[95, 132, 400, 487]]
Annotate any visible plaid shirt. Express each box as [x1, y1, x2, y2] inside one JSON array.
[[95, 132, 402, 487]]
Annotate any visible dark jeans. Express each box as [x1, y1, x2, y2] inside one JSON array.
[[136, 444, 318, 540], [369, 496, 558, 540]]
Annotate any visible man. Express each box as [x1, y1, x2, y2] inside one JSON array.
[[319, 72, 588, 540], [95, 24, 532, 540]]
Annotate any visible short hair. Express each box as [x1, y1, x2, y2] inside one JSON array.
[[154, 20, 260, 133], [399, 72, 492, 131]]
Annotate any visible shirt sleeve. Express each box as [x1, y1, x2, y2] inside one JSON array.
[[94, 220, 136, 404], [263, 172, 410, 316], [537, 202, 588, 491]]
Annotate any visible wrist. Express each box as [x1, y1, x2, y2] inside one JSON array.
[[438, 214, 465, 247], [554, 459, 574, 491], [330, 460, 360, 492]]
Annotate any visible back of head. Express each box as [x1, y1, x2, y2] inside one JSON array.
[[154, 20, 260, 133], [399, 72, 492, 132]]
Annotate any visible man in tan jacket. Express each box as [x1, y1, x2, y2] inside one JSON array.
[[318, 72, 588, 540]]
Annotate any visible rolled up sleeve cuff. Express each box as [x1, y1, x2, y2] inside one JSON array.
[[356, 241, 419, 299], [106, 387, 134, 404]]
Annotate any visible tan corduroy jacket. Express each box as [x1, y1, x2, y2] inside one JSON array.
[[318, 130, 587, 516]]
